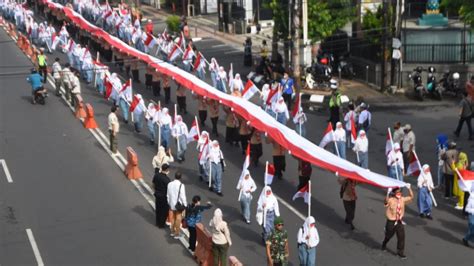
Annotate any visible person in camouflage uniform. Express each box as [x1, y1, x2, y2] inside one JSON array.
[[266, 216, 289, 266]]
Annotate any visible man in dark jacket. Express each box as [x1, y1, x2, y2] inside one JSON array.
[[153, 163, 171, 228]]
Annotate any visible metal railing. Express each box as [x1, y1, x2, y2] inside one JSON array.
[[403, 43, 474, 64]]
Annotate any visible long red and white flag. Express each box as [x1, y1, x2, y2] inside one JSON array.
[[242, 80, 259, 100], [292, 182, 310, 203], [457, 169, 474, 192], [187, 119, 200, 143], [406, 151, 421, 176], [319, 123, 335, 148], [386, 128, 393, 156], [265, 163, 275, 185], [350, 114, 357, 144]]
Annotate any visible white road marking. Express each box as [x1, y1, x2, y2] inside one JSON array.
[[130, 179, 155, 209], [211, 44, 227, 48], [138, 178, 154, 196], [275, 195, 305, 221], [26, 229, 44, 266], [224, 50, 242, 55], [0, 159, 13, 183]]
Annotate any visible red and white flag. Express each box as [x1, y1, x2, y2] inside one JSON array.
[[51, 33, 61, 50], [292, 182, 310, 203], [129, 95, 141, 112], [265, 163, 276, 185], [238, 144, 251, 182], [193, 52, 206, 73], [386, 128, 393, 156], [143, 33, 156, 50], [242, 80, 259, 100], [319, 123, 335, 148], [291, 93, 301, 118], [104, 77, 113, 99], [168, 34, 183, 62], [182, 44, 194, 62], [457, 169, 474, 192], [350, 115, 357, 144], [66, 38, 75, 52], [406, 151, 421, 176], [120, 79, 131, 95], [187, 119, 200, 143]]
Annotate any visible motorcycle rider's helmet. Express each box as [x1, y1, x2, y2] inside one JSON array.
[[320, 58, 328, 65], [428, 66, 435, 73], [330, 79, 338, 90], [453, 72, 460, 80], [31, 68, 37, 74], [416, 66, 423, 73]]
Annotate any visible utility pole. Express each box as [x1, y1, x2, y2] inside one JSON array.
[[380, 0, 388, 91], [292, 0, 301, 93], [302, 0, 310, 67]]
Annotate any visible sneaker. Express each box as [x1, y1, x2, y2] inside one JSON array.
[[398, 254, 407, 260], [173, 235, 181, 240], [419, 213, 426, 218], [246, 220, 251, 224], [426, 214, 433, 220], [455, 205, 463, 210], [217, 192, 223, 197], [381, 245, 386, 251], [209, 187, 214, 192], [170, 233, 175, 237], [462, 238, 469, 247], [350, 223, 355, 231]]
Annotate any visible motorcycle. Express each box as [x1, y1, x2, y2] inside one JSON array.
[[33, 87, 48, 105], [426, 66, 443, 100], [439, 70, 461, 98], [336, 54, 355, 79], [305, 60, 332, 90], [408, 67, 425, 101]]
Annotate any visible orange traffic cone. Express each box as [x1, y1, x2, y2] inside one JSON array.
[[16, 35, 23, 49], [124, 147, 143, 180], [83, 103, 98, 129]]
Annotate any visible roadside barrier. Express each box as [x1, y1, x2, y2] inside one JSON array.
[[125, 147, 142, 180], [0, 16, 4, 26], [16, 33, 23, 49], [195, 223, 213, 266], [9, 23, 16, 40], [74, 94, 86, 119], [83, 103, 98, 129]]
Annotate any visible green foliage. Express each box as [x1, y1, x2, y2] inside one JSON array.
[[441, 0, 474, 27], [361, 5, 393, 46], [166, 15, 181, 34], [307, 0, 355, 42], [264, 0, 289, 40]]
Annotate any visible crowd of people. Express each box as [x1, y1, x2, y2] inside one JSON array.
[[3, 0, 474, 265]]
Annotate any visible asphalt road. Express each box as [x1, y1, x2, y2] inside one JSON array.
[[2, 10, 474, 266], [0, 28, 195, 265]]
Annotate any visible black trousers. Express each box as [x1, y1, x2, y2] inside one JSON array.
[[382, 220, 405, 255], [282, 93, 292, 110], [211, 117, 218, 135], [250, 143, 263, 165], [463, 191, 470, 216], [455, 116, 473, 138], [273, 155, 286, 178], [38, 65, 47, 81], [132, 69, 140, 82], [155, 195, 169, 228], [343, 200, 356, 224], [177, 96, 186, 113], [199, 110, 207, 126], [240, 134, 250, 153], [444, 173, 454, 198], [152, 81, 161, 96], [145, 74, 152, 89], [298, 175, 310, 191], [164, 86, 170, 104], [225, 127, 238, 144], [188, 226, 197, 251]]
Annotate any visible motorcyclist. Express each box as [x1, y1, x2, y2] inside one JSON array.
[[27, 68, 45, 104]]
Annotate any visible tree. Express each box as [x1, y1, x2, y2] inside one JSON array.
[[265, 0, 290, 68], [307, 0, 355, 42], [361, 5, 393, 46], [441, 0, 474, 27]]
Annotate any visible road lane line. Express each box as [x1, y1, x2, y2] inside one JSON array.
[[224, 50, 242, 55], [275, 195, 305, 220], [211, 44, 227, 48], [130, 179, 155, 209], [26, 229, 45, 266], [0, 159, 13, 183]]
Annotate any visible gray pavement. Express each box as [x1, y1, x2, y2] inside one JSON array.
[[2, 10, 474, 266]]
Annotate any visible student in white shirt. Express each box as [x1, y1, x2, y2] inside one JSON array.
[[236, 170, 257, 224], [334, 122, 346, 159], [353, 130, 369, 169], [387, 143, 405, 181], [167, 172, 187, 238], [172, 115, 189, 162], [297, 216, 320, 266], [257, 186, 280, 241], [208, 140, 224, 196]]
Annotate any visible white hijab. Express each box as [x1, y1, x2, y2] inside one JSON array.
[[257, 186, 277, 210], [209, 208, 224, 229], [160, 107, 172, 126]]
